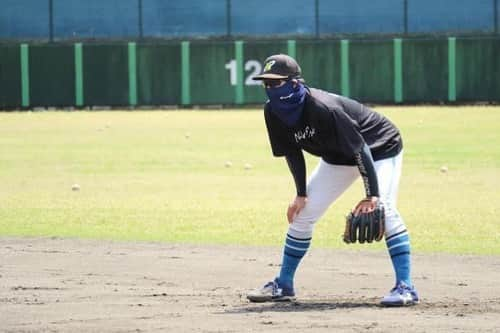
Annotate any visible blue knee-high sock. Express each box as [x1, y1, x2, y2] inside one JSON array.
[[386, 230, 412, 286], [277, 234, 311, 292]]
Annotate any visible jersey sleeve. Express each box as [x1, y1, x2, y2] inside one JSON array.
[[354, 143, 380, 197], [264, 105, 298, 157], [285, 151, 307, 197]]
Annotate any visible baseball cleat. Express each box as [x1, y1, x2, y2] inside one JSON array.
[[381, 282, 419, 306], [247, 279, 296, 303]]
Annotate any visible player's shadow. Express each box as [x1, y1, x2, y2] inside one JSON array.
[[226, 299, 380, 314]]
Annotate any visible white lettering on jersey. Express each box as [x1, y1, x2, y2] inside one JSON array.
[[294, 126, 316, 143]]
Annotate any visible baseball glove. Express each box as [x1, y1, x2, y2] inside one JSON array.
[[343, 202, 385, 244]]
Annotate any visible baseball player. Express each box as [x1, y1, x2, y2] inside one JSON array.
[[246, 54, 419, 306]]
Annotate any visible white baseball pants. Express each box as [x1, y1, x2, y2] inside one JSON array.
[[288, 151, 406, 239]]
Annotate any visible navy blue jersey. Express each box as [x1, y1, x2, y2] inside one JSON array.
[[264, 88, 402, 165]]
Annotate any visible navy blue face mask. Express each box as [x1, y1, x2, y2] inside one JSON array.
[[266, 80, 306, 126]]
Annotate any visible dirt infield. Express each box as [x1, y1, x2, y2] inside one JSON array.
[[1, 237, 499, 332]]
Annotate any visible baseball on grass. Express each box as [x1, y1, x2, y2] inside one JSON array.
[[244, 163, 252, 170], [225, 161, 232, 168], [71, 184, 80, 191], [440, 166, 449, 173]]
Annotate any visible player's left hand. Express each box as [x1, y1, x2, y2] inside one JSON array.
[[353, 196, 379, 216]]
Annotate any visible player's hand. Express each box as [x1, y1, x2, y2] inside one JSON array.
[[287, 196, 307, 224], [353, 196, 379, 216]]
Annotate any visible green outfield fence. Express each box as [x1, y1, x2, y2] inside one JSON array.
[[0, 36, 499, 109]]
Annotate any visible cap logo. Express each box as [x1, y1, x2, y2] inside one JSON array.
[[264, 60, 276, 72]]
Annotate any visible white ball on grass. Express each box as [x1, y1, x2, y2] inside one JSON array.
[[244, 163, 252, 170], [440, 166, 448, 173], [225, 161, 232, 168], [71, 184, 81, 191]]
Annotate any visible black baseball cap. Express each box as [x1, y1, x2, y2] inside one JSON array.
[[252, 54, 302, 80]]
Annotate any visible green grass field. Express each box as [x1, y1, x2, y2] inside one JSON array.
[[0, 107, 499, 255]]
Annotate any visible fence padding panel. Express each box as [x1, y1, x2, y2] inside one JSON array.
[[189, 42, 235, 104], [456, 37, 500, 101], [137, 43, 182, 105], [403, 39, 448, 102], [349, 40, 394, 102], [83, 44, 129, 106], [0, 45, 21, 107], [296, 40, 341, 94], [29, 45, 75, 106]]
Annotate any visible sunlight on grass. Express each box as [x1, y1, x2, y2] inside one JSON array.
[[0, 107, 499, 255]]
